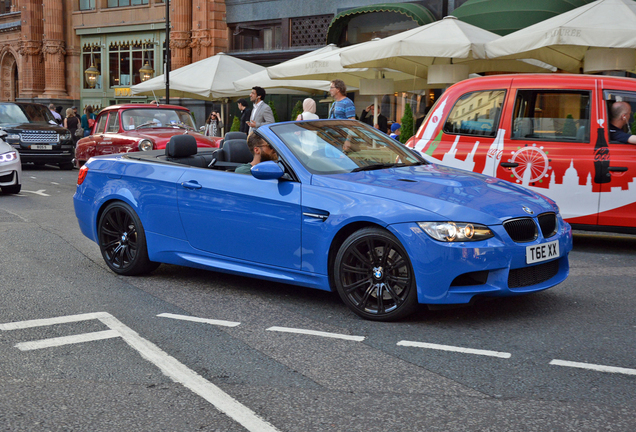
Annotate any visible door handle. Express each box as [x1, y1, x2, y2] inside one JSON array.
[[181, 180, 203, 190], [608, 166, 628, 172], [500, 162, 519, 168]]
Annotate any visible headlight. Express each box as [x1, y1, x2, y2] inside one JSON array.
[[138, 139, 153, 151], [0, 151, 17, 163], [61, 132, 72, 140], [6, 134, 20, 140], [418, 222, 494, 242]]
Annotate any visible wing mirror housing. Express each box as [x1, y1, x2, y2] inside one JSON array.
[[251, 161, 284, 180]]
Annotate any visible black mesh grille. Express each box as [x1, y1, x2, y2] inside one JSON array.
[[538, 212, 557, 238], [503, 218, 537, 242], [508, 260, 559, 288]]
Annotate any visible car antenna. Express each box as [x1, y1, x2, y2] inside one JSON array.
[[151, 90, 159, 105]]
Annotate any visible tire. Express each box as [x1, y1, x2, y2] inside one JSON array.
[[98, 202, 160, 276], [334, 227, 418, 321], [1, 184, 21, 194], [59, 162, 75, 170]]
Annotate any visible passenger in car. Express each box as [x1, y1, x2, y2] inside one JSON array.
[[609, 101, 636, 144], [235, 134, 278, 174]]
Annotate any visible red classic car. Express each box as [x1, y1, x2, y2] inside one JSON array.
[[74, 103, 221, 168]]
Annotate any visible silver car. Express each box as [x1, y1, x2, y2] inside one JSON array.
[[0, 132, 21, 194]]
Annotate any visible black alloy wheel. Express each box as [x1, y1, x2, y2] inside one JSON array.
[[334, 227, 418, 321], [98, 202, 159, 276]]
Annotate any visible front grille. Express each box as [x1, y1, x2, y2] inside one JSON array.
[[538, 212, 557, 238], [20, 131, 59, 144], [503, 217, 537, 242], [508, 260, 559, 288]]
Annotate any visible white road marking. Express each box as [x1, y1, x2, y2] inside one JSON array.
[[0, 312, 107, 330], [550, 359, 636, 376], [157, 312, 240, 327], [16, 330, 119, 351], [266, 326, 365, 342], [1, 312, 280, 432], [397, 340, 511, 359], [21, 189, 50, 196], [51, 182, 59, 185]]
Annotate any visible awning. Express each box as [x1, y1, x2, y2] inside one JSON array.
[[326, 3, 436, 45], [452, 0, 596, 36]]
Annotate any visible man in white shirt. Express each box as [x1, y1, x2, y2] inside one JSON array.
[[49, 103, 62, 125], [246, 86, 275, 135]]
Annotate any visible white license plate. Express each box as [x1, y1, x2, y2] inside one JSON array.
[[31, 145, 52, 150], [526, 240, 560, 264]]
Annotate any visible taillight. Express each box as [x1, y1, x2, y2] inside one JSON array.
[[77, 165, 88, 185]]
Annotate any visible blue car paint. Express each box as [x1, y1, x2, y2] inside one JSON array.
[[74, 120, 573, 306]]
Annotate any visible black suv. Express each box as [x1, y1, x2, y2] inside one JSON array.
[[0, 102, 74, 170]]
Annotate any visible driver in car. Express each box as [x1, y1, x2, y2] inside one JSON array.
[[235, 134, 278, 174]]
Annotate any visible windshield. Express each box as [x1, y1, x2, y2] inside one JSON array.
[[0, 103, 56, 125], [271, 120, 425, 174], [121, 108, 196, 130]]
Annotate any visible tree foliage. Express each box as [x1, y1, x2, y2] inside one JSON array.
[[399, 103, 414, 144], [291, 100, 303, 121], [230, 115, 240, 132], [268, 101, 279, 123]]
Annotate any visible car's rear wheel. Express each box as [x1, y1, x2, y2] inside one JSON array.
[[334, 227, 418, 321], [1, 184, 21, 194], [98, 202, 159, 276]]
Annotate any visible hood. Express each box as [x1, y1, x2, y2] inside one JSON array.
[[1, 123, 68, 133], [127, 130, 219, 148], [312, 164, 557, 225]]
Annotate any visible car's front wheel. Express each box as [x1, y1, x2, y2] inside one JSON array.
[[334, 227, 418, 321], [98, 202, 159, 276]]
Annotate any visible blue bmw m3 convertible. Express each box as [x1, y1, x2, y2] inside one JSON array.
[[74, 120, 572, 321]]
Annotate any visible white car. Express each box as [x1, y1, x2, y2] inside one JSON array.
[[0, 132, 21, 194]]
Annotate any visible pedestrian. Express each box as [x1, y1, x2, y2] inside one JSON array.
[[328, 79, 356, 120], [296, 98, 319, 121], [64, 108, 80, 145], [204, 111, 224, 137], [360, 104, 388, 133], [48, 103, 62, 125], [80, 105, 96, 137], [71, 106, 78, 117], [237, 98, 252, 134], [390, 123, 401, 140], [246, 86, 275, 134]]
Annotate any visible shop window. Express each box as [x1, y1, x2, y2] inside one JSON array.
[[109, 42, 154, 88], [512, 90, 590, 142], [82, 44, 102, 89], [444, 90, 506, 137], [338, 12, 419, 46], [231, 22, 282, 52]]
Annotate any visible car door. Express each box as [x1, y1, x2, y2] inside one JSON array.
[[415, 87, 509, 177], [498, 79, 599, 225], [598, 89, 636, 229], [77, 112, 109, 162], [176, 168, 302, 270]]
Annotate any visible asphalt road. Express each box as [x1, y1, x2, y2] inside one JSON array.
[[0, 165, 634, 431]]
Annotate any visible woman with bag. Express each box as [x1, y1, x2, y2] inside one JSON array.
[[296, 98, 319, 121], [64, 108, 81, 146], [204, 111, 223, 137], [81, 106, 96, 137]]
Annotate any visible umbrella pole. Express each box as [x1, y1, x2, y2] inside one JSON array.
[[221, 101, 225, 137], [373, 71, 379, 129]]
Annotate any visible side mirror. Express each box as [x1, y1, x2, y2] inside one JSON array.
[[251, 161, 284, 180]]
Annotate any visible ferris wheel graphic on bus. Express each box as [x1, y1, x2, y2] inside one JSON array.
[[508, 143, 552, 184]]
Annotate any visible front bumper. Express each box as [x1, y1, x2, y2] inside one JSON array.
[[390, 220, 573, 305], [10, 141, 74, 164]]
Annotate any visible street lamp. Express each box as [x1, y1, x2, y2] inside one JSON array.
[[139, 59, 154, 82], [84, 46, 100, 89]]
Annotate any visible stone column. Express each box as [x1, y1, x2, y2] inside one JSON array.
[[170, 0, 192, 70], [18, 0, 45, 98], [190, 0, 227, 62], [41, 0, 68, 98]]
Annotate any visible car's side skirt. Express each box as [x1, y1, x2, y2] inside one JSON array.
[[145, 232, 331, 292]]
